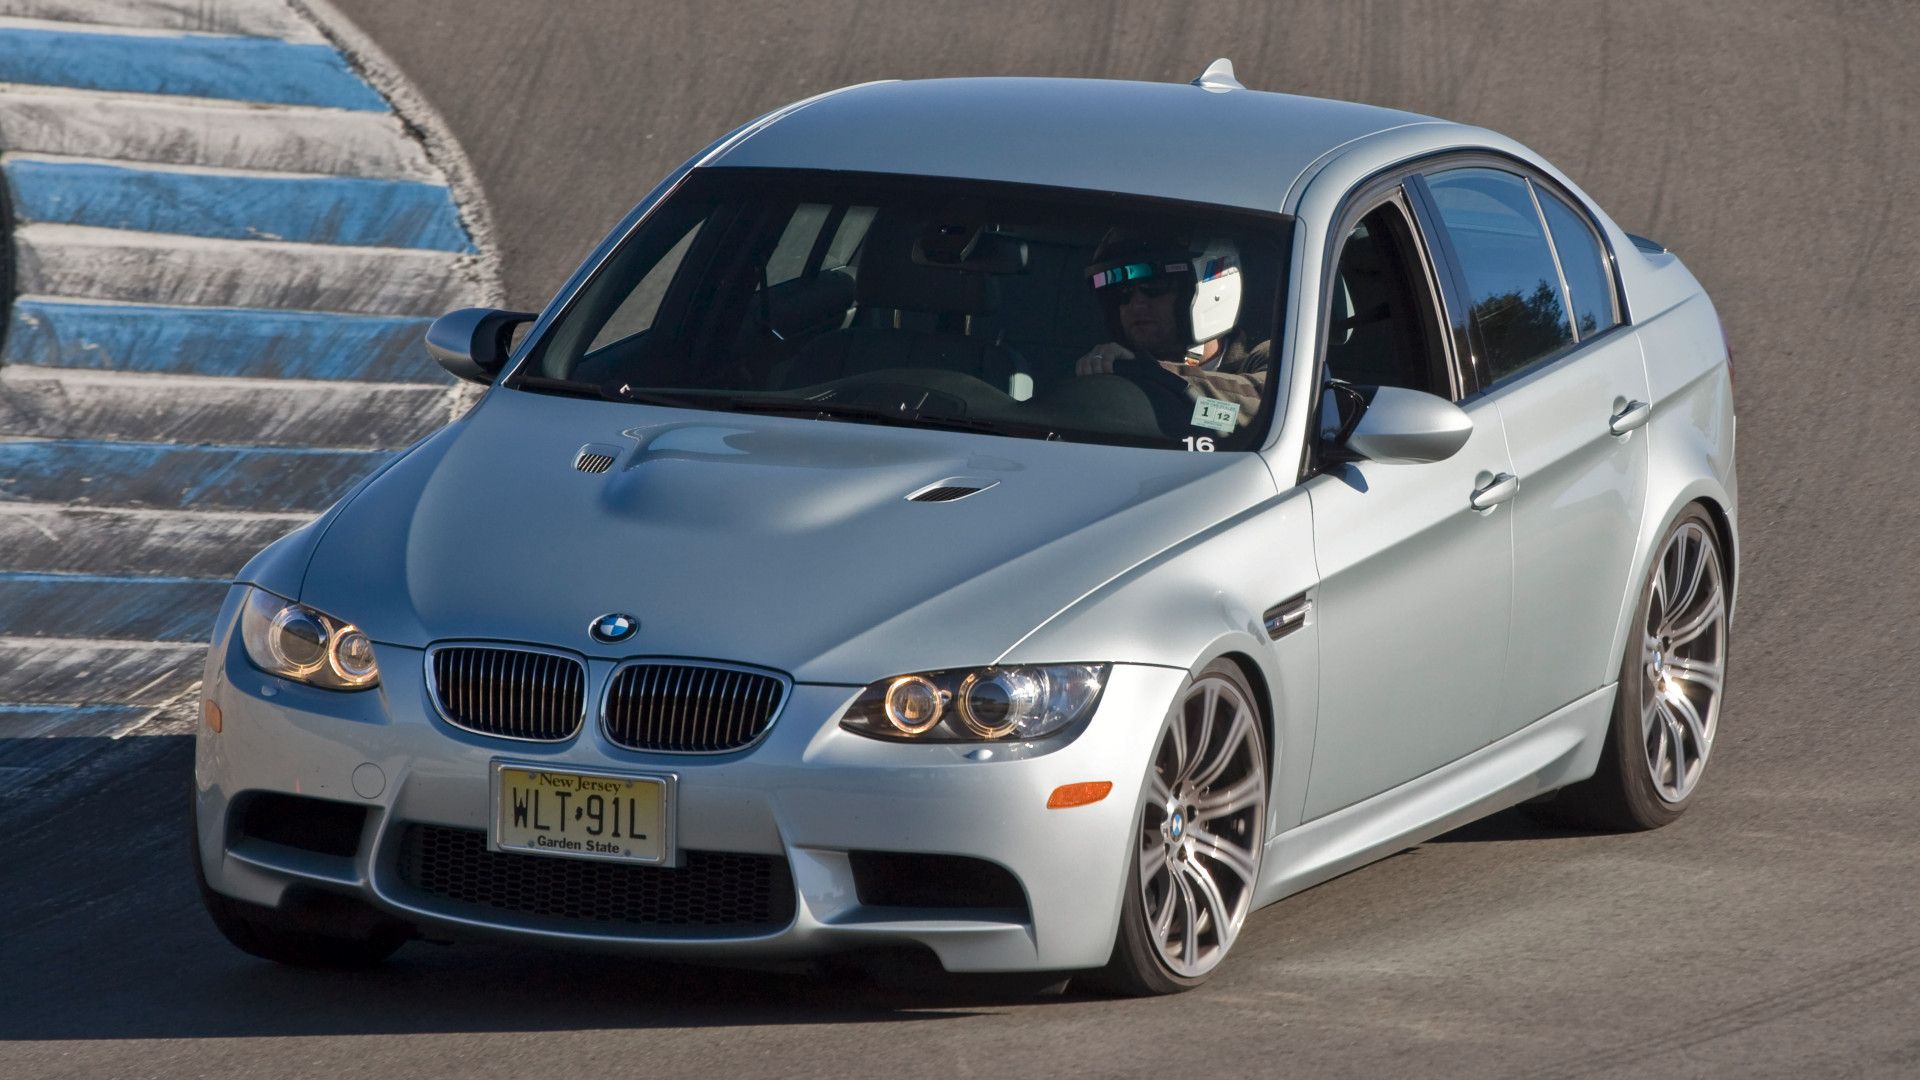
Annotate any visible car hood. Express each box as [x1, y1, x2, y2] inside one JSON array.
[[298, 388, 1277, 683]]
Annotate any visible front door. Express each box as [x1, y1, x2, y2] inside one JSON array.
[[1301, 196, 1515, 820]]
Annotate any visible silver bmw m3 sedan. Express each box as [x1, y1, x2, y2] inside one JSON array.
[[192, 63, 1737, 995]]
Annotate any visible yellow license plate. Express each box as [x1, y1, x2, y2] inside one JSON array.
[[490, 764, 673, 865]]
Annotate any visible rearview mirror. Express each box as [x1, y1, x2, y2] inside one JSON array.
[[426, 307, 537, 385], [1335, 385, 1473, 465]]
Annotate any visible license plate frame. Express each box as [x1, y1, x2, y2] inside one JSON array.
[[489, 761, 678, 867]]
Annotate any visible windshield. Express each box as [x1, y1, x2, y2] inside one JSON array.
[[517, 169, 1291, 452]]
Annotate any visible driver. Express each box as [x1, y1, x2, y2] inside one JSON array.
[[1074, 230, 1269, 428]]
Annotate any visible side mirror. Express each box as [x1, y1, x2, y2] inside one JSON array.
[[1335, 385, 1473, 465], [425, 307, 537, 385]]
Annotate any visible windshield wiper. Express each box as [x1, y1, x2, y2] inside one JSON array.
[[515, 376, 711, 409], [515, 374, 617, 400], [725, 398, 1052, 438]]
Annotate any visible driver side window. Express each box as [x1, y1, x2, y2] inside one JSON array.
[[1325, 200, 1451, 399]]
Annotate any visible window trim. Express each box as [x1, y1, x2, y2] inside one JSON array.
[[1525, 178, 1582, 345], [1529, 179, 1624, 342], [1410, 151, 1633, 399]]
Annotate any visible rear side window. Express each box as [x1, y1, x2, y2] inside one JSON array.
[[1536, 190, 1619, 339], [1426, 167, 1572, 381]]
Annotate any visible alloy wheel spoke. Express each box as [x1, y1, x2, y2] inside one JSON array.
[[1188, 823, 1258, 888], [1151, 874, 1179, 941], [1666, 685, 1712, 759], [1663, 705, 1689, 787], [1183, 862, 1235, 949], [1173, 868, 1199, 963], [1666, 599, 1723, 648], [1650, 713, 1673, 786], [1140, 838, 1168, 884], [1197, 777, 1262, 819], [1191, 705, 1253, 790], [1179, 684, 1219, 784], [1668, 659, 1723, 696], [1667, 533, 1705, 622], [1165, 712, 1189, 782], [1641, 693, 1662, 742], [1145, 770, 1174, 809]]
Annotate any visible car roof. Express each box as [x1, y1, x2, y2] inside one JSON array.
[[707, 76, 1444, 215]]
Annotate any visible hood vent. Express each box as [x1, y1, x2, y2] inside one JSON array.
[[907, 477, 999, 503], [574, 444, 619, 474]]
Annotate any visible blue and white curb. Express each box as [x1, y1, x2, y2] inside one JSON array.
[[0, 0, 503, 787]]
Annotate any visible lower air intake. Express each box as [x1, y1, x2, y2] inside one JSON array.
[[394, 825, 795, 936]]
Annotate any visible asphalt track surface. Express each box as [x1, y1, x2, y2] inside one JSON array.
[[4, 2, 1919, 1077]]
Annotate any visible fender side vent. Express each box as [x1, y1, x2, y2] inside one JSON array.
[[907, 477, 999, 503], [574, 444, 619, 473], [1263, 593, 1312, 640]]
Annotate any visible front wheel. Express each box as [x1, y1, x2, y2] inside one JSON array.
[[1089, 660, 1268, 995]]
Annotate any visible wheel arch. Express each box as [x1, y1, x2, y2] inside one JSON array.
[[1608, 480, 1739, 683], [1217, 649, 1278, 774], [1182, 636, 1315, 844]]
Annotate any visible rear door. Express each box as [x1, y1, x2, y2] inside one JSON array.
[[1300, 190, 1515, 820], [1417, 165, 1650, 739]]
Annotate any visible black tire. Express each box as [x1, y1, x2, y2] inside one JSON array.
[[1086, 660, 1267, 996], [1530, 505, 1729, 831], [190, 787, 407, 969]]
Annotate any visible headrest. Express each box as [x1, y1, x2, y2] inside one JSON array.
[[855, 215, 997, 316]]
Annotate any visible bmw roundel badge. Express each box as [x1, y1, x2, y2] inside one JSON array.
[[589, 612, 639, 643]]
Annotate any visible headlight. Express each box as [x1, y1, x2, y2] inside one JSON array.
[[238, 587, 380, 690], [839, 664, 1108, 742]]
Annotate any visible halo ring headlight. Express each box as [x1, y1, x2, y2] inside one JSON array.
[[883, 675, 945, 735], [265, 604, 328, 677], [958, 668, 1042, 739]]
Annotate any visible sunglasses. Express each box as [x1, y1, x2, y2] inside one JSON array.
[[1108, 282, 1176, 302]]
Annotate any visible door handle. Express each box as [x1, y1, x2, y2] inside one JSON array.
[[1470, 472, 1519, 510], [1609, 399, 1651, 435]]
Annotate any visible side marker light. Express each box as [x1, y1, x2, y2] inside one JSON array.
[[203, 699, 223, 734], [1047, 781, 1113, 809]]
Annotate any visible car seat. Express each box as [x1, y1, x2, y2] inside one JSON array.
[[771, 215, 1026, 393]]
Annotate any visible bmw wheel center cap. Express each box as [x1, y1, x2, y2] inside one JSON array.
[[589, 612, 640, 643]]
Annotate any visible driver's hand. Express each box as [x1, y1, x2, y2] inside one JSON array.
[[1075, 342, 1135, 376]]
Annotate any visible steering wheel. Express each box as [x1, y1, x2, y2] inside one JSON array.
[[1110, 355, 1203, 436], [824, 378, 971, 417]]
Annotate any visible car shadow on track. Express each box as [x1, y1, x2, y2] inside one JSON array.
[[0, 735, 1118, 1041], [1427, 806, 1600, 843]]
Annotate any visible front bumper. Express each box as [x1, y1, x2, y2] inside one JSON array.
[[194, 588, 1186, 972]]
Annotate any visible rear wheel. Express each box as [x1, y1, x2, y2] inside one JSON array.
[[190, 788, 407, 968], [1534, 506, 1729, 830], [1090, 661, 1267, 995]]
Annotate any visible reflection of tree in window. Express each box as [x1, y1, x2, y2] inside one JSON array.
[[1471, 280, 1581, 375]]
